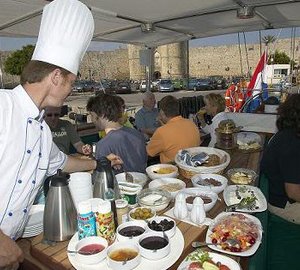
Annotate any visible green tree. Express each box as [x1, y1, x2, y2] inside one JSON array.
[[262, 35, 276, 46], [268, 50, 294, 65], [4, 45, 35, 76]]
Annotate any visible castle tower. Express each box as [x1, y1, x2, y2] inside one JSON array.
[[128, 44, 147, 81], [157, 42, 187, 79]]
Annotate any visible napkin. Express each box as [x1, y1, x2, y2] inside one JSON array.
[[178, 150, 209, 167]]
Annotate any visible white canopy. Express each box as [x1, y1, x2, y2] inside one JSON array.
[[0, 0, 299, 47]]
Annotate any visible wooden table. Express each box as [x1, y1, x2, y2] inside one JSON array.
[[17, 142, 264, 270]]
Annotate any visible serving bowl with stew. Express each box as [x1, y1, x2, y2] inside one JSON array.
[[147, 216, 176, 238], [107, 242, 141, 270], [191, 173, 228, 194], [138, 231, 170, 260], [148, 177, 186, 199], [146, 164, 178, 180], [117, 220, 147, 243], [74, 236, 108, 265], [178, 188, 218, 212], [128, 207, 156, 222], [137, 188, 172, 212]]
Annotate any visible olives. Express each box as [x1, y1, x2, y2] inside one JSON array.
[[148, 219, 175, 231], [130, 207, 154, 220]]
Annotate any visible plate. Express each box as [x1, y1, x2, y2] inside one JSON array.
[[205, 212, 262, 257], [223, 185, 267, 213], [24, 204, 44, 227], [67, 227, 184, 270], [177, 250, 241, 270]]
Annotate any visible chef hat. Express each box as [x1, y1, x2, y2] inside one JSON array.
[[32, 0, 94, 75]]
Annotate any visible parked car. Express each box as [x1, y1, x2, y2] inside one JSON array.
[[139, 80, 155, 92], [72, 81, 84, 92], [115, 81, 132, 94], [158, 79, 174, 92], [210, 76, 228, 89], [188, 78, 200, 90]]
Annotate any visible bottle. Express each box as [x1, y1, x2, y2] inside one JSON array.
[[95, 200, 116, 245], [116, 199, 129, 225], [77, 200, 97, 240]]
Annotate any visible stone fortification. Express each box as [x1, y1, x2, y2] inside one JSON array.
[[0, 38, 299, 86]]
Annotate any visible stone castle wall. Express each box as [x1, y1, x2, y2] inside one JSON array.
[[0, 38, 299, 86]]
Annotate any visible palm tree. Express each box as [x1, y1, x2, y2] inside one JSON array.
[[262, 35, 276, 46]]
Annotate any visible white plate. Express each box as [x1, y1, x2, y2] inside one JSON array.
[[68, 227, 184, 270], [223, 185, 267, 213], [205, 212, 262, 257], [177, 250, 241, 270], [24, 205, 44, 228]]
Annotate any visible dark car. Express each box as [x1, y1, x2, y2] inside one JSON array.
[[191, 78, 214, 91], [211, 76, 228, 89], [115, 81, 132, 94]]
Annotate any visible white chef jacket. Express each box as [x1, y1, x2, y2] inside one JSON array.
[[202, 112, 228, 147], [0, 85, 67, 239]]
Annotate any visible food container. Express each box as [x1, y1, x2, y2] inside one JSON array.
[[227, 168, 258, 185], [115, 172, 148, 187], [146, 164, 178, 180], [128, 207, 156, 221], [147, 216, 176, 238], [75, 236, 108, 265], [107, 242, 141, 270], [137, 188, 172, 212], [148, 177, 186, 199], [215, 120, 242, 150], [138, 232, 170, 260], [191, 173, 228, 194], [116, 220, 147, 243]]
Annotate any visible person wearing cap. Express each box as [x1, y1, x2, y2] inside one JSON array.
[[0, 0, 121, 269], [44, 106, 92, 155]]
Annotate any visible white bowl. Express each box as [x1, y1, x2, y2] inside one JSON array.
[[178, 188, 218, 212], [147, 216, 176, 238], [137, 188, 172, 212], [75, 236, 108, 265], [148, 178, 186, 199], [191, 174, 228, 194], [107, 242, 141, 270], [138, 232, 170, 260], [115, 172, 148, 187], [146, 164, 178, 180], [128, 207, 156, 222], [117, 220, 147, 243]]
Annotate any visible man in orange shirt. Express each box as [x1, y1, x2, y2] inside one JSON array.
[[147, 95, 201, 163]]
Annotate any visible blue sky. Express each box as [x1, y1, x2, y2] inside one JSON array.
[[0, 28, 298, 52]]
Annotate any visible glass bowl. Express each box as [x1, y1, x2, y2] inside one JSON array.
[[137, 188, 172, 212], [227, 168, 257, 184]]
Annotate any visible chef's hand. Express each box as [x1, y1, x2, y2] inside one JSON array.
[[0, 230, 23, 270], [106, 154, 123, 170], [81, 144, 92, 155]]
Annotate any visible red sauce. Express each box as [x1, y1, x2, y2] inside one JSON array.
[[78, 244, 105, 255]]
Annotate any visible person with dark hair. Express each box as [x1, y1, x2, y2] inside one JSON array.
[[147, 95, 201, 163], [261, 94, 300, 224], [87, 94, 147, 173]]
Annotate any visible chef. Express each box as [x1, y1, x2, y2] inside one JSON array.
[[0, 0, 121, 269]]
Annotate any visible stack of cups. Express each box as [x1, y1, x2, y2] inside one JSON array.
[[69, 172, 93, 210]]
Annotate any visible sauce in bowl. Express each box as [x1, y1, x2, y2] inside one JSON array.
[[119, 226, 145, 237], [140, 236, 168, 250], [109, 248, 138, 261], [78, 244, 105, 255]]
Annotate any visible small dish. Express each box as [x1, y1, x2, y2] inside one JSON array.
[[128, 207, 156, 221], [146, 164, 178, 180], [116, 220, 147, 243], [148, 177, 186, 198], [115, 172, 148, 187], [74, 236, 108, 265], [107, 242, 141, 270], [137, 188, 172, 212], [191, 173, 228, 194], [227, 168, 257, 184], [147, 216, 176, 238], [138, 231, 170, 260]]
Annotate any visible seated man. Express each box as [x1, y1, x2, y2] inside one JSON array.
[[87, 94, 147, 173], [45, 106, 92, 155], [147, 95, 201, 163], [135, 91, 160, 140]]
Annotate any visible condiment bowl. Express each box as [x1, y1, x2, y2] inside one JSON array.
[[115, 172, 148, 187], [138, 231, 170, 260], [74, 236, 108, 265], [137, 188, 172, 212], [191, 173, 228, 194], [117, 220, 147, 243], [107, 241, 141, 270], [227, 168, 258, 185], [147, 216, 176, 238], [148, 177, 186, 198], [146, 164, 178, 180], [128, 207, 156, 222]]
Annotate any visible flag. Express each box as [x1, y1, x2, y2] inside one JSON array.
[[246, 50, 268, 98]]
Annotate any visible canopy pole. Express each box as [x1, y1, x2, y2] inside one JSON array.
[[243, 32, 250, 79], [238, 33, 243, 76]]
